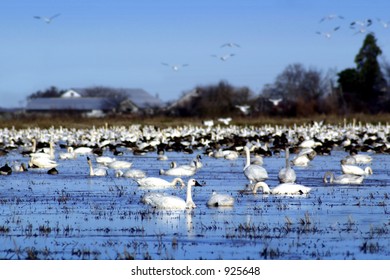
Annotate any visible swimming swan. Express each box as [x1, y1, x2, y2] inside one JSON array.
[[87, 156, 108, 176], [323, 171, 364, 184], [341, 164, 373, 176], [243, 146, 268, 184], [29, 156, 58, 169], [136, 177, 185, 189], [115, 169, 146, 179], [278, 148, 296, 183], [141, 178, 202, 210], [251, 182, 311, 195], [159, 162, 197, 177], [107, 160, 133, 170], [207, 191, 234, 207]]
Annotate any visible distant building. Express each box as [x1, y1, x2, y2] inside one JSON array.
[[25, 87, 165, 116]]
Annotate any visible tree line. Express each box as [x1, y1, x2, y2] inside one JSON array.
[[29, 33, 390, 118]]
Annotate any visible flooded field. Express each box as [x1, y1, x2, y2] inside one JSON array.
[[1, 123, 390, 260]]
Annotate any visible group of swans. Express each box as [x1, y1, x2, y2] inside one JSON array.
[[324, 152, 373, 185]]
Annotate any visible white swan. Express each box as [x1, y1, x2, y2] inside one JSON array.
[[351, 154, 373, 164], [59, 147, 76, 160], [73, 146, 93, 155], [29, 156, 58, 169], [96, 156, 116, 165], [243, 146, 268, 184], [159, 162, 197, 177], [323, 172, 364, 184], [87, 156, 108, 176], [107, 160, 132, 170], [341, 164, 373, 176], [278, 148, 296, 183], [252, 182, 311, 195], [291, 150, 316, 167], [207, 191, 234, 207], [136, 177, 185, 189], [115, 169, 146, 179], [141, 178, 202, 210]]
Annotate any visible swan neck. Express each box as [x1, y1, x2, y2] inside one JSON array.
[[88, 161, 94, 176], [244, 148, 250, 169], [186, 183, 194, 206]]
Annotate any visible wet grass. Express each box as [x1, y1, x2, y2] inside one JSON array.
[[3, 113, 390, 129]]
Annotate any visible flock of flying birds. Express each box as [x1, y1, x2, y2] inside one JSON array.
[[316, 13, 389, 39]]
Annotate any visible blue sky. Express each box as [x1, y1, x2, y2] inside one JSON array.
[[1, 0, 390, 107]]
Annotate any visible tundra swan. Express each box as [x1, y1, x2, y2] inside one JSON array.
[[107, 160, 132, 170], [59, 147, 76, 160], [341, 164, 373, 176], [115, 169, 146, 179], [73, 146, 93, 155], [96, 156, 116, 165], [243, 146, 268, 185], [278, 148, 296, 183], [252, 182, 311, 195], [207, 191, 234, 207], [159, 162, 197, 177], [141, 178, 202, 210], [136, 177, 185, 190], [87, 157, 108, 176], [323, 171, 364, 184], [29, 156, 58, 169]]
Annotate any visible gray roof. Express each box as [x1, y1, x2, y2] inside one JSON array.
[[71, 88, 164, 109], [26, 97, 115, 111]]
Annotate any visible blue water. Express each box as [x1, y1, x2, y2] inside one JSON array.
[[0, 145, 389, 260]]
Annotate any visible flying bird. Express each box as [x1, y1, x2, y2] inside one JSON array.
[[350, 19, 372, 29], [221, 42, 240, 48], [269, 98, 283, 106], [212, 54, 235, 61], [316, 26, 340, 38], [161, 63, 189, 71], [319, 14, 344, 23], [377, 18, 390, 28], [34, 13, 61, 24], [235, 105, 250, 115]]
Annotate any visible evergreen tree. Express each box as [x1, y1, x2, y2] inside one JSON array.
[[338, 33, 387, 113]]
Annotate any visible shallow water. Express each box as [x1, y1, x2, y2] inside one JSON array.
[[0, 146, 390, 260]]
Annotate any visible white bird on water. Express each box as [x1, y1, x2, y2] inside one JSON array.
[[243, 146, 268, 185], [323, 172, 364, 185], [207, 191, 234, 207], [251, 182, 311, 195], [34, 13, 61, 24], [278, 148, 296, 183], [141, 178, 202, 210]]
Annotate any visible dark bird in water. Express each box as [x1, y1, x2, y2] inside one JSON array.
[[0, 163, 12, 175], [47, 167, 59, 175]]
